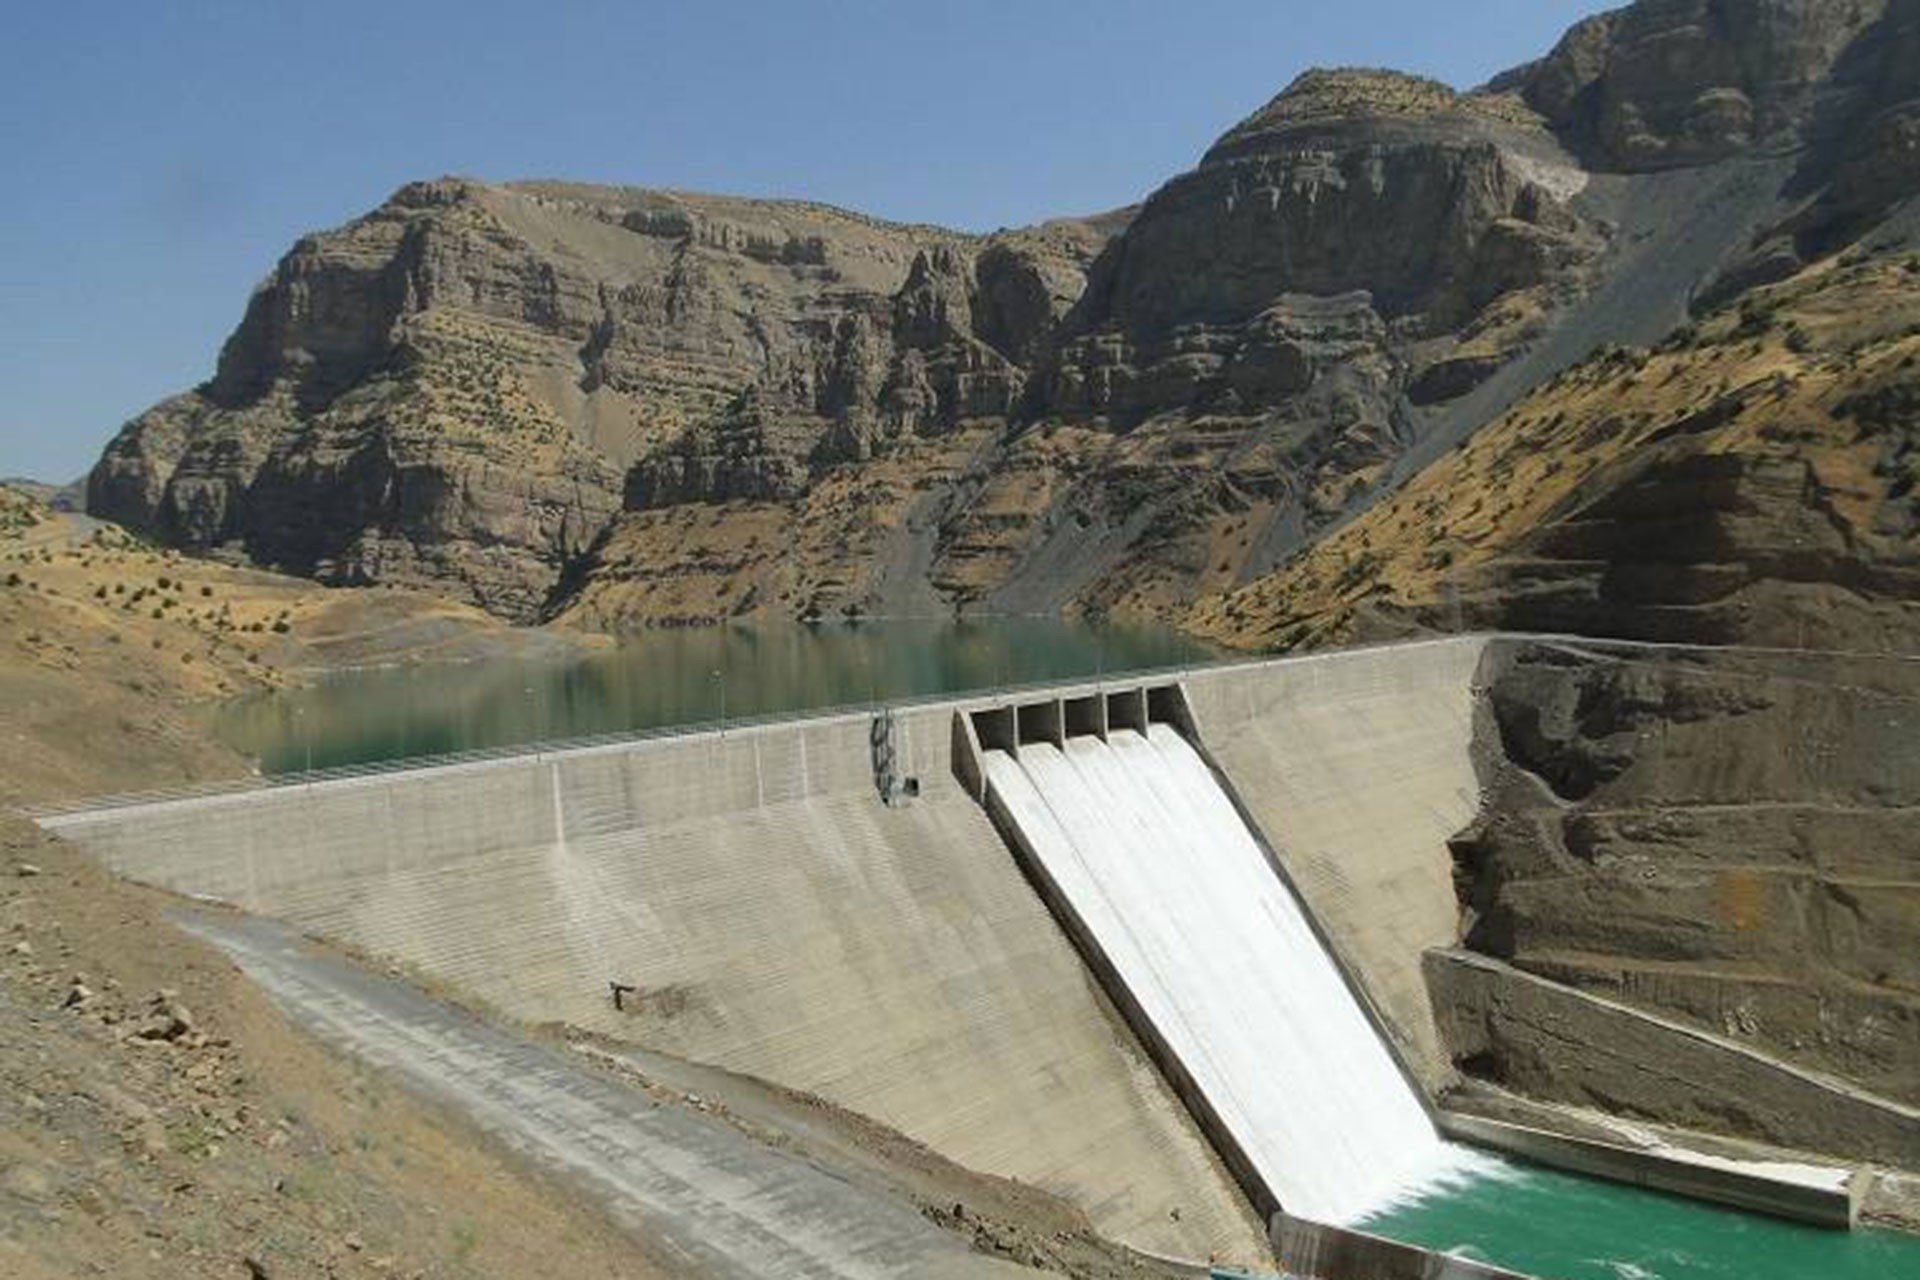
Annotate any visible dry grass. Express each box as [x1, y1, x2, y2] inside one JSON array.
[[1187, 251, 1920, 650], [0, 498, 574, 805]]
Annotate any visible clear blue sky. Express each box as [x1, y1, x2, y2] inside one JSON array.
[[0, 0, 1604, 482]]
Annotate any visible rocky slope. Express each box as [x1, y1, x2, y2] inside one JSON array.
[[1190, 245, 1920, 652], [89, 181, 1118, 622], [1449, 639, 1920, 1113], [89, 0, 1920, 638]]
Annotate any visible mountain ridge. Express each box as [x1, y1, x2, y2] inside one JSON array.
[[85, 0, 1920, 649]]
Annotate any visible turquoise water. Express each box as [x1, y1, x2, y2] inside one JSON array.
[[1362, 1160, 1920, 1280], [213, 617, 1219, 773]]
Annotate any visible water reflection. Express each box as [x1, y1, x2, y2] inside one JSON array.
[[215, 618, 1220, 774]]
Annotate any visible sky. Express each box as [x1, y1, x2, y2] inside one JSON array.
[[0, 0, 1605, 483]]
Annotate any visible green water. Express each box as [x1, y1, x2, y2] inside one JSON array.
[[1362, 1161, 1920, 1280], [213, 617, 1219, 773]]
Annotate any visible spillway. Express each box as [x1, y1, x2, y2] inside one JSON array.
[[982, 721, 1478, 1225]]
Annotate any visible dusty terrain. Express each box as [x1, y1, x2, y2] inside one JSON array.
[[0, 815, 678, 1280]]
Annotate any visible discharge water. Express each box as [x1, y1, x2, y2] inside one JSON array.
[[983, 722, 1484, 1223]]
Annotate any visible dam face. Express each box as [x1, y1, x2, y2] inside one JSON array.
[[38, 637, 1497, 1259], [44, 634, 1920, 1273], [33, 635, 1553, 1258], [45, 673, 1307, 1259]]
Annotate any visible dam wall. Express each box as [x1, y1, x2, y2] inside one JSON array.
[[41, 633, 1902, 1253], [38, 636, 1498, 1258], [1183, 637, 1489, 1091], [41, 701, 1264, 1260]]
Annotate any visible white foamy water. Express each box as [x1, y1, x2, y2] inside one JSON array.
[[984, 723, 1487, 1223]]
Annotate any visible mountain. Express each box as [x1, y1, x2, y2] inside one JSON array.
[[1196, 0, 1920, 653], [89, 183, 1119, 621], [87, 0, 1920, 645]]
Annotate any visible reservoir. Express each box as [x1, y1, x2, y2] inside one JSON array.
[[214, 617, 1218, 773]]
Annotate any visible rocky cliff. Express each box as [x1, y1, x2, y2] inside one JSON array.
[[90, 0, 1920, 638], [1451, 640, 1920, 1112], [1190, 244, 1920, 652], [91, 181, 1117, 620]]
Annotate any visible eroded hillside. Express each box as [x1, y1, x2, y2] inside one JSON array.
[[1189, 248, 1920, 652], [81, 0, 1920, 641]]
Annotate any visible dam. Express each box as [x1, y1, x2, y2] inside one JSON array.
[[33, 635, 1920, 1278]]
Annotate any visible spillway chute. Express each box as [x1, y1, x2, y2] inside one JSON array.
[[971, 689, 1484, 1226]]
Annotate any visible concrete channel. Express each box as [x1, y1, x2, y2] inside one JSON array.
[[172, 910, 1035, 1280]]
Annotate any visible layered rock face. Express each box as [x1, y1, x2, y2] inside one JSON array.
[[91, 0, 1920, 633], [90, 181, 1113, 619], [1498, 0, 1890, 170], [1452, 641, 1920, 1110], [961, 70, 1600, 617]]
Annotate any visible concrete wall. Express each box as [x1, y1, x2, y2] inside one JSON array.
[[42, 636, 1496, 1257], [1427, 949, 1920, 1169], [43, 703, 1265, 1261], [1437, 1112, 1857, 1229], [1185, 636, 1489, 1091], [1271, 1215, 1535, 1280]]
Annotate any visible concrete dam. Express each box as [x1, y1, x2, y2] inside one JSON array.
[[38, 635, 1896, 1271]]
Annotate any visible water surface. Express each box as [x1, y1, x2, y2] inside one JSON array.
[[1363, 1161, 1920, 1280], [215, 618, 1218, 773]]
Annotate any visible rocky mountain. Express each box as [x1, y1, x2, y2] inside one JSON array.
[[89, 0, 1920, 642], [1190, 243, 1920, 652], [90, 181, 1119, 621]]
